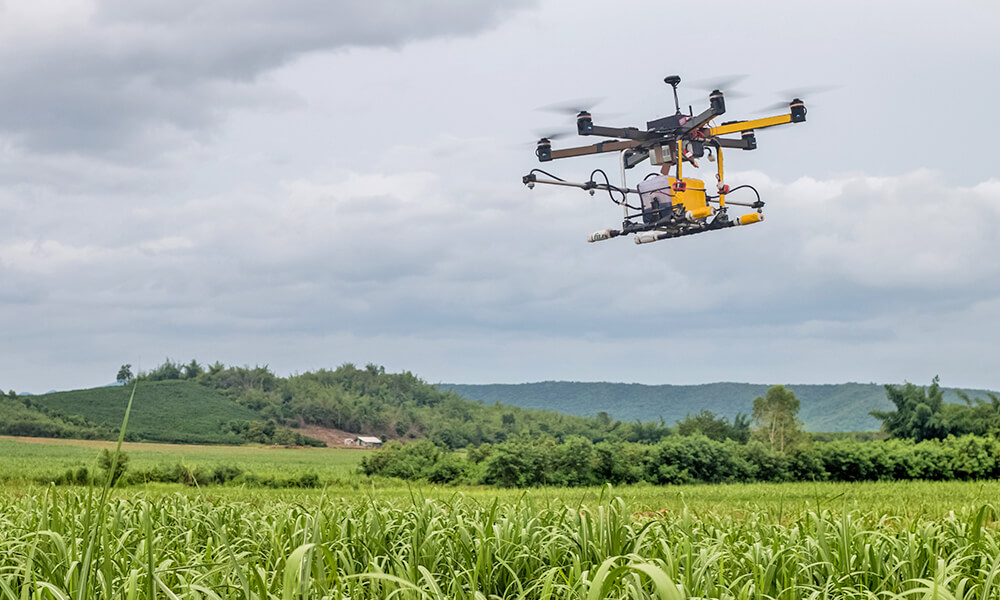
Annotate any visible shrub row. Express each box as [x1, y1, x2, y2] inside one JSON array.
[[44, 463, 321, 488], [362, 434, 1000, 487]]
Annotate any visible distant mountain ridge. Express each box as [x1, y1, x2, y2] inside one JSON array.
[[437, 381, 999, 432]]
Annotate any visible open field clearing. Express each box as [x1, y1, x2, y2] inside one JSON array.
[[2, 435, 1000, 516], [5, 432, 1000, 598], [0, 485, 997, 599], [0, 436, 367, 484]]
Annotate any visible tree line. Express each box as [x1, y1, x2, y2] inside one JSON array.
[[361, 380, 1000, 486], [361, 432, 1000, 487]]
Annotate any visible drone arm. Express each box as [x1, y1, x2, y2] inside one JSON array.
[[708, 113, 797, 136], [549, 139, 640, 160], [678, 104, 724, 136], [714, 137, 755, 149], [586, 125, 651, 141], [623, 149, 650, 169]]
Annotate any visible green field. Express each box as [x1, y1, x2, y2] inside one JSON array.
[[3, 436, 999, 517], [0, 436, 366, 484], [1, 480, 998, 599], [4, 437, 1000, 598]]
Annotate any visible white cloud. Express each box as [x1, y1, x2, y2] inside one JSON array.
[[4, 161, 1000, 391], [139, 236, 195, 254], [770, 171, 1000, 289], [0, 240, 107, 273]]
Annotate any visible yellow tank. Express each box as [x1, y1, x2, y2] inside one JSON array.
[[667, 177, 707, 213]]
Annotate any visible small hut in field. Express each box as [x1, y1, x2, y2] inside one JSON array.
[[354, 436, 383, 448]]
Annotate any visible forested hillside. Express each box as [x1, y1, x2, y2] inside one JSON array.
[[438, 381, 999, 432], [183, 362, 667, 448], [3, 362, 672, 447], [0, 394, 109, 439]]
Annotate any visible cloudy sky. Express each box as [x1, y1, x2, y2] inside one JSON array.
[[2, 0, 999, 393]]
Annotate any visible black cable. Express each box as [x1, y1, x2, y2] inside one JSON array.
[[707, 184, 764, 210], [643, 172, 660, 180], [528, 168, 567, 182], [725, 184, 761, 204], [589, 169, 625, 203], [589, 169, 642, 211]]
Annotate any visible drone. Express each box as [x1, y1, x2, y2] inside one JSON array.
[[521, 75, 807, 245]]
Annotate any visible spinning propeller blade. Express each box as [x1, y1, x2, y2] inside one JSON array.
[[756, 101, 799, 113], [514, 130, 573, 147], [777, 84, 841, 98], [533, 130, 573, 142], [688, 74, 750, 98], [536, 97, 605, 116], [754, 84, 841, 113]]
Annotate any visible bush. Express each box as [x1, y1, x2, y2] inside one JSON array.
[[945, 435, 1000, 480], [740, 441, 791, 482], [98, 449, 129, 484], [647, 436, 751, 484], [427, 455, 467, 484], [594, 441, 650, 485], [359, 439, 465, 483], [481, 437, 559, 487]]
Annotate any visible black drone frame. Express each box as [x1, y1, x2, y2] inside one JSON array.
[[522, 75, 806, 244]]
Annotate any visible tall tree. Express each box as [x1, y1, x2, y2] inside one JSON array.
[[146, 358, 182, 381], [953, 390, 1000, 437], [752, 385, 803, 453], [116, 364, 134, 385], [871, 377, 951, 441], [676, 410, 751, 443], [184, 359, 204, 380]]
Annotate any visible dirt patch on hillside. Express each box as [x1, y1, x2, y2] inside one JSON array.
[[296, 425, 369, 448]]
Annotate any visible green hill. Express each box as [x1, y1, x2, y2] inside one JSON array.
[[0, 396, 109, 439], [28, 380, 261, 444], [9, 364, 649, 448], [437, 381, 999, 432]]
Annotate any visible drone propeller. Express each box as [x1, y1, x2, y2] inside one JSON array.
[[536, 97, 605, 116], [533, 130, 574, 142], [777, 84, 841, 98], [688, 74, 750, 98], [513, 130, 574, 148], [754, 84, 841, 113], [756, 100, 804, 113]]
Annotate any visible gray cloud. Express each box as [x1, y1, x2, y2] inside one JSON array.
[[0, 0, 533, 156]]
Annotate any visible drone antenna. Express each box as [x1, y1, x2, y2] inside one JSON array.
[[664, 75, 682, 115]]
